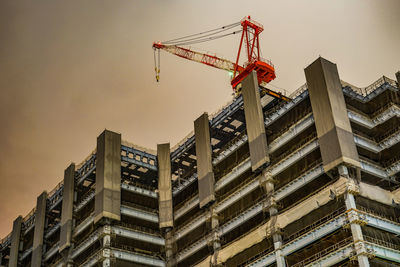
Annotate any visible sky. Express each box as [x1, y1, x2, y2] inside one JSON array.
[[0, 0, 399, 238]]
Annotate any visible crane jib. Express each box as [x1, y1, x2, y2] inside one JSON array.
[[152, 16, 289, 101]]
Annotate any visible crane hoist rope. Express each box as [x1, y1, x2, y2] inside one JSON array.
[[152, 16, 290, 102]]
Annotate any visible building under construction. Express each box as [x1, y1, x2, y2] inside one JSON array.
[[1, 57, 400, 267]]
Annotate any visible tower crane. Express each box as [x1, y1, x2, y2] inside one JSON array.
[[152, 16, 290, 101]]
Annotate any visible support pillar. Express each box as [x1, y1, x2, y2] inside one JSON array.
[[194, 113, 215, 208], [242, 71, 270, 171], [209, 208, 221, 266], [305, 57, 360, 172], [165, 230, 176, 267], [59, 163, 75, 266], [102, 226, 112, 267], [9, 216, 23, 267], [94, 130, 121, 224], [396, 71, 400, 87], [340, 165, 370, 266], [260, 170, 286, 266], [157, 143, 174, 229], [31, 191, 48, 267]]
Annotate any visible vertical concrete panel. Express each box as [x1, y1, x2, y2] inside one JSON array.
[[157, 143, 174, 228], [59, 163, 75, 252], [31, 191, 47, 267], [194, 113, 215, 208], [94, 130, 121, 224], [242, 71, 269, 171], [9, 216, 23, 267], [305, 57, 360, 172]]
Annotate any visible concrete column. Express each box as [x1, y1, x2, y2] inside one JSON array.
[[59, 164, 75, 266], [273, 237, 286, 267], [210, 209, 220, 251], [208, 208, 220, 267], [94, 130, 121, 224], [305, 57, 360, 172], [157, 143, 174, 229], [102, 226, 112, 267], [59, 164, 75, 252], [340, 165, 370, 266], [194, 113, 215, 208], [9, 216, 23, 267], [31, 191, 48, 267], [165, 230, 176, 267], [242, 71, 269, 171], [396, 71, 400, 87], [260, 170, 286, 266]]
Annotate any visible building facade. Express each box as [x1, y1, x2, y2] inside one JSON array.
[[1, 57, 400, 267]]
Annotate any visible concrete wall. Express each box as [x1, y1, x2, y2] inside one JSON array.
[[194, 113, 215, 208], [31, 191, 47, 267], [305, 57, 360, 172], [157, 143, 174, 228], [59, 163, 75, 252], [9, 216, 22, 267], [94, 130, 121, 224], [242, 71, 269, 171]]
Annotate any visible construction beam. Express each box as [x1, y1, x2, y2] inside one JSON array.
[[157, 143, 174, 228], [31, 191, 47, 267], [305, 57, 360, 172], [94, 130, 121, 224], [194, 113, 215, 208], [9, 216, 23, 267], [242, 71, 269, 171]]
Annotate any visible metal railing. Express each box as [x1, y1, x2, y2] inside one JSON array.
[[173, 191, 199, 213], [111, 242, 164, 260], [289, 83, 308, 99], [178, 230, 210, 252], [0, 233, 11, 248], [264, 83, 308, 119], [175, 210, 207, 232], [212, 129, 247, 160], [364, 235, 400, 251], [214, 151, 250, 181], [342, 76, 397, 97], [114, 222, 162, 238], [269, 110, 312, 143], [220, 194, 264, 226], [121, 179, 157, 192], [120, 200, 158, 214], [47, 181, 64, 204], [216, 172, 258, 202], [76, 153, 96, 180], [238, 245, 274, 267], [291, 236, 353, 267], [357, 205, 400, 224], [285, 207, 346, 243], [272, 133, 317, 165]]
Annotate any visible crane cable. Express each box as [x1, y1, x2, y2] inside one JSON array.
[[154, 21, 241, 82], [162, 22, 241, 45], [171, 30, 242, 46]]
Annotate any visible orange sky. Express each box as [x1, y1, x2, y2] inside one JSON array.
[[0, 0, 399, 238]]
